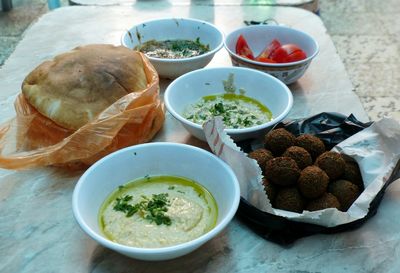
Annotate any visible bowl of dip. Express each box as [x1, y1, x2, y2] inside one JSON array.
[[72, 142, 240, 261], [121, 18, 224, 79], [224, 25, 319, 84], [164, 67, 293, 142]]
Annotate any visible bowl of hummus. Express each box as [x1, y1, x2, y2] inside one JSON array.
[[72, 142, 240, 261], [164, 66, 293, 142]]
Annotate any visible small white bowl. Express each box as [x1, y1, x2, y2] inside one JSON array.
[[224, 25, 319, 84], [121, 18, 224, 79], [164, 67, 293, 142], [72, 142, 240, 261]]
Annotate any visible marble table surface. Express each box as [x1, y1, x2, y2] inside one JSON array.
[[0, 4, 399, 273]]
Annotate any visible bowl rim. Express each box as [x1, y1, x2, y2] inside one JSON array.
[[224, 24, 319, 67], [164, 66, 294, 135], [72, 142, 240, 255], [121, 17, 225, 63]]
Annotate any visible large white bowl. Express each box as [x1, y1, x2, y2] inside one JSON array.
[[121, 18, 224, 79], [224, 25, 319, 84], [72, 142, 240, 261], [164, 67, 293, 142]]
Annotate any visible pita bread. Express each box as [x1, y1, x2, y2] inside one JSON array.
[[22, 44, 147, 130]]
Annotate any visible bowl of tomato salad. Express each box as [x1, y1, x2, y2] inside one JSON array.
[[224, 25, 319, 84]]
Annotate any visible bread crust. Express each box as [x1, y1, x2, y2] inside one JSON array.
[[22, 44, 147, 130]]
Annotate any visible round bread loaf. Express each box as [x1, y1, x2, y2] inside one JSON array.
[[22, 44, 148, 130]]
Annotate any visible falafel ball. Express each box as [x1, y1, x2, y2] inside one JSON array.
[[328, 179, 360, 211], [282, 146, 312, 170], [264, 128, 296, 156], [274, 187, 304, 213], [342, 161, 363, 188], [264, 157, 301, 186], [306, 193, 341, 211], [298, 166, 329, 199], [295, 134, 325, 160], [248, 148, 274, 171], [262, 178, 277, 204], [315, 151, 346, 180]]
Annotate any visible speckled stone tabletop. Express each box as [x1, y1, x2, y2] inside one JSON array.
[[0, 4, 399, 273]]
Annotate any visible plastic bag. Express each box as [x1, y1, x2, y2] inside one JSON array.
[[0, 54, 164, 169]]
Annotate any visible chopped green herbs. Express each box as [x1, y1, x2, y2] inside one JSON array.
[[184, 93, 272, 129], [113, 195, 133, 213], [134, 38, 210, 59], [113, 193, 172, 226]]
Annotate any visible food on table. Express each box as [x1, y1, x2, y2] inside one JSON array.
[[183, 93, 273, 129], [282, 146, 312, 170], [235, 34, 255, 60], [248, 148, 274, 171], [264, 157, 301, 186], [264, 128, 296, 156], [248, 128, 364, 213], [315, 151, 346, 180], [99, 175, 218, 248], [262, 178, 277, 204], [0, 44, 165, 169], [343, 161, 363, 188], [274, 187, 304, 213], [298, 166, 329, 199], [328, 179, 361, 211], [134, 38, 210, 59], [235, 36, 307, 63], [306, 193, 341, 211], [22, 44, 148, 130], [255, 39, 281, 63], [268, 44, 307, 63], [295, 134, 326, 160]]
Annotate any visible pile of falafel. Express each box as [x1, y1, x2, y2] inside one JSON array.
[[248, 128, 363, 213]]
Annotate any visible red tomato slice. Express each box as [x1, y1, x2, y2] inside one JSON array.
[[255, 39, 281, 60], [273, 44, 307, 63], [269, 47, 289, 63], [255, 56, 277, 63], [283, 50, 307, 62], [236, 35, 255, 60]]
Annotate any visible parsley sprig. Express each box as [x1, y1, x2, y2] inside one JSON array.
[[113, 193, 172, 226]]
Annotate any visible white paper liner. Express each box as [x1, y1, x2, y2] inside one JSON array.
[[203, 117, 400, 227]]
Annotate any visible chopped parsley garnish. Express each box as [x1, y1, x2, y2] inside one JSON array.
[[113, 193, 172, 226], [168, 186, 175, 190], [134, 38, 210, 59], [184, 93, 272, 129], [113, 195, 133, 213]]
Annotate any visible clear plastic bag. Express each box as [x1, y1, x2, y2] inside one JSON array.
[[0, 54, 164, 169]]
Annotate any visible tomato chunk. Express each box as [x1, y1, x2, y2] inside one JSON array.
[[236, 35, 255, 60], [271, 44, 307, 63], [255, 57, 277, 63], [255, 39, 281, 61], [269, 47, 289, 63]]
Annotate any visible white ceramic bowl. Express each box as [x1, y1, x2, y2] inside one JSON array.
[[121, 18, 224, 79], [164, 67, 293, 142], [72, 142, 240, 261], [224, 25, 319, 84]]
